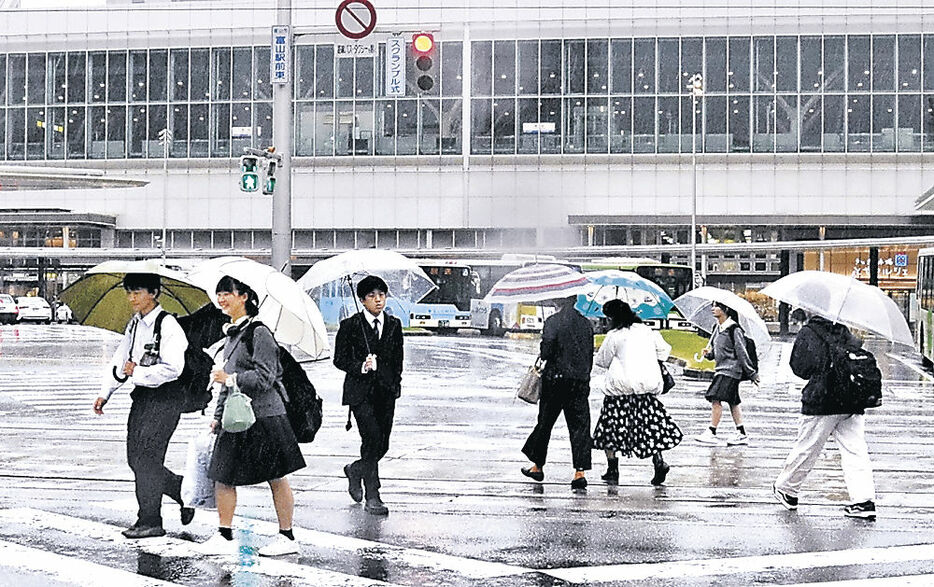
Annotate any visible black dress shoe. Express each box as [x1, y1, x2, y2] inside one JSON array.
[[122, 525, 166, 539], [651, 463, 670, 486], [344, 464, 363, 503], [521, 466, 544, 482], [180, 506, 195, 526], [601, 470, 619, 484], [570, 476, 588, 490], [364, 497, 389, 516]]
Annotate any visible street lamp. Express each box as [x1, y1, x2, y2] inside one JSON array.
[[689, 73, 704, 287]]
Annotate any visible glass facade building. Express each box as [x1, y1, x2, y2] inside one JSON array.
[[4, 33, 934, 161]]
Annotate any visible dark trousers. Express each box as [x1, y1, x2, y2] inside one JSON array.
[[348, 394, 396, 499], [127, 389, 184, 527], [522, 377, 592, 470]]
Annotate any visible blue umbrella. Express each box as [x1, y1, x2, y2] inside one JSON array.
[[576, 270, 675, 320]]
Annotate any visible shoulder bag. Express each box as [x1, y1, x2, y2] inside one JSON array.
[[517, 357, 545, 404]]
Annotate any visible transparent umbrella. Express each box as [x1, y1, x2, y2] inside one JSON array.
[[673, 286, 771, 346], [297, 249, 436, 304]]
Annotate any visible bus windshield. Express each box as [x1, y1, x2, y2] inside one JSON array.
[[419, 265, 474, 311]]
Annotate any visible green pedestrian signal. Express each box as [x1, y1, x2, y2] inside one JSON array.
[[240, 172, 259, 192], [262, 176, 276, 195]]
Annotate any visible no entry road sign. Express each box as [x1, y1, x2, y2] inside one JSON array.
[[335, 0, 377, 40]]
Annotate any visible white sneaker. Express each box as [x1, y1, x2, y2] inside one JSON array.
[[694, 429, 726, 446], [725, 432, 749, 446], [258, 534, 299, 557], [195, 533, 238, 556]]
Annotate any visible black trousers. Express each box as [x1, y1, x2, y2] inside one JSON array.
[[348, 394, 396, 499], [127, 388, 184, 527], [522, 377, 592, 470]]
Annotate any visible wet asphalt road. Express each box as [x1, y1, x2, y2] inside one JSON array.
[[0, 323, 933, 586]]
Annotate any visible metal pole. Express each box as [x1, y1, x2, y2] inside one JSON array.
[[272, 0, 293, 275], [162, 136, 168, 260], [691, 91, 697, 287]]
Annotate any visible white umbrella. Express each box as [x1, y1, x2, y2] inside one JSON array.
[[484, 264, 592, 304], [187, 256, 330, 360], [761, 271, 912, 346], [297, 249, 436, 303], [673, 286, 771, 346]]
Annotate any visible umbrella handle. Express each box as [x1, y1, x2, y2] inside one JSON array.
[[112, 366, 129, 383]]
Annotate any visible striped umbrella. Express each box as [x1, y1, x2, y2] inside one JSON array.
[[483, 264, 592, 304]]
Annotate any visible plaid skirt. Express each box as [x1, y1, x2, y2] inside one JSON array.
[[592, 394, 683, 459], [705, 374, 742, 405]]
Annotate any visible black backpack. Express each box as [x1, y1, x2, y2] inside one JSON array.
[[153, 311, 214, 413], [809, 325, 883, 411], [725, 324, 759, 381], [243, 322, 323, 443]]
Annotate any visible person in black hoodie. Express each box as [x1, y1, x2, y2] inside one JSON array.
[[772, 308, 877, 519]]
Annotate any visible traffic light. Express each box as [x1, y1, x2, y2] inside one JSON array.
[[239, 155, 259, 192], [412, 32, 436, 92], [262, 159, 277, 195]]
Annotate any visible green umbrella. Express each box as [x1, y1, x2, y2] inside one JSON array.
[[60, 259, 211, 334]]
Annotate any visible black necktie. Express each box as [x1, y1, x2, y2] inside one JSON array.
[[372, 318, 380, 339]]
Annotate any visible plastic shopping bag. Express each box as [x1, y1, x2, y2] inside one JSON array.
[[181, 431, 216, 509]]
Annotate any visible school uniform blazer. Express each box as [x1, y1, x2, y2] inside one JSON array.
[[333, 312, 404, 406]]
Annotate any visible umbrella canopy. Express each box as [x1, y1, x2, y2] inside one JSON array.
[[187, 257, 330, 360], [297, 249, 436, 303], [761, 271, 912, 346], [673, 286, 771, 346], [575, 269, 675, 320], [484, 264, 591, 304], [60, 259, 210, 334]]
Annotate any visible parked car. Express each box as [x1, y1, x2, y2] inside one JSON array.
[[0, 294, 18, 324], [55, 303, 74, 324], [16, 296, 52, 323]]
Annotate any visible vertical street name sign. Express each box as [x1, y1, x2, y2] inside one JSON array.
[[271, 25, 291, 85], [386, 35, 406, 97]]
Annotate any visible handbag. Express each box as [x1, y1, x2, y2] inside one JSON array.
[[659, 360, 676, 394], [517, 357, 545, 404], [221, 374, 256, 433]]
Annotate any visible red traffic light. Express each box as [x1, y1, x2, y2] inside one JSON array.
[[412, 32, 434, 54]]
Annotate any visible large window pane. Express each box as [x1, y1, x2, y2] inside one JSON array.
[[336, 57, 353, 98], [752, 95, 774, 152], [609, 40, 632, 95], [872, 35, 895, 92], [898, 35, 921, 91], [129, 51, 147, 102], [634, 39, 655, 93], [924, 94, 934, 151], [587, 40, 608, 94], [493, 97, 515, 153], [776, 36, 797, 92], [517, 97, 538, 153], [146, 104, 166, 157], [471, 41, 492, 96], [296, 46, 315, 99], [729, 95, 750, 151], [232, 48, 252, 99], [657, 38, 680, 93], [65, 53, 85, 105], [847, 94, 870, 151], [231, 102, 252, 153], [728, 37, 750, 92], [396, 100, 416, 155], [66, 106, 85, 158], [190, 103, 208, 157], [420, 99, 440, 154], [518, 41, 539, 95], [800, 94, 822, 151], [88, 52, 106, 103], [824, 36, 846, 91], [8, 54, 25, 105], [705, 38, 727, 93], [494, 41, 516, 96], [898, 93, 921, 151], [800, 37, 822, 92], [48, 53, 66, 104], [107, 105, 126, 158], [657, 96, 679, 152], [108, 52, 127, 102], [47, 106, 65, 158], [212, 48, 231, 101], [470, 98, 491, 154], [775, 94, 797, 152], [26, 107, 45, 159], [254, 47, 271, 99], [586, 96, 608, 152], [610, 96, 631, 153], [563, 97, 584, 153], [872, 94, 895, 152], [27, 55, 46, 105], [171, 104, 188, 157], [149, 50, 168, 102], [925, 36, 934, 91], [633, 96, 655, 152], [314, 101, 334, 155], [753, 37, 774, 93], [562, 40, 583, 95], [373, 100, 393, 155], [0, 111, 4, 159], [704, 94, 727, 152], [353, 100, 373, 155], [171, 49, 188, 101], [0, 55, 6, 105], [128, 104, 146, 158], [824, 94, 845, 151], [210, 103, 230, 157], [355, 56, 374, 98], [88, 105, 105, 159], [296, 101, 316, 155], [848, 36, 871, 91], [190, 49, 210, 100], [681, 38, 702, 94], [441, 42, 463, 96], [315, 45, 334, 98], [440, 99, 462, 154], [541, 40, 562, 94], [255, 102, 273, 150], [7, 108, 25, 158], [539, 97, 561, 153]]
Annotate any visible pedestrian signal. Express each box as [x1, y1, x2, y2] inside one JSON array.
[[412, 32, 436, 93], [239, 155, 260, 193], [262, 159, 278, 195]]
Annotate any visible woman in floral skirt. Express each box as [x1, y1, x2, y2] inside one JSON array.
[[592, 300, 682, 485]]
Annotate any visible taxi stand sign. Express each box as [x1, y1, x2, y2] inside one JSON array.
[[386, 35, 406, 97], [271, 25, 291, 85]]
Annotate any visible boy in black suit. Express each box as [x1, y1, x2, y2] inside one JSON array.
[[334, 275, 404, 515]]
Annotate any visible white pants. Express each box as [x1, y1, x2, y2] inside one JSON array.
[[774, 414, 876, 504]]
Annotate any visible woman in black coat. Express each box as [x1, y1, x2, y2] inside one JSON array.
[[197, 276, 306, 557]]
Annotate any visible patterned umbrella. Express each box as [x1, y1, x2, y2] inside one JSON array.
[[576, 270, 675, 320], [483, 264, 591, 304]]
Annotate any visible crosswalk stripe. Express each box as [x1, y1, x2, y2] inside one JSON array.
[[789, 575, 934, 586], [543, 543, 934, 584], [0, 508, 397, 586], [0, 537, 176, 586]]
